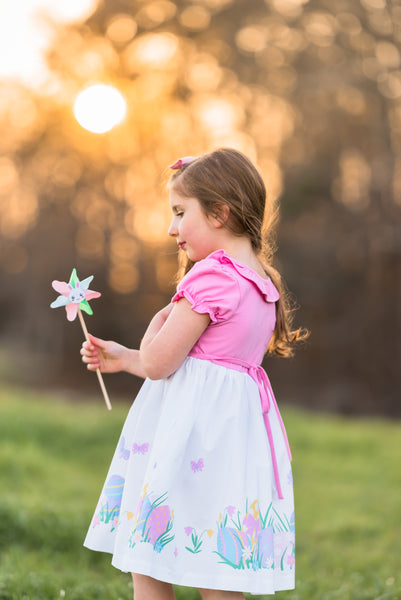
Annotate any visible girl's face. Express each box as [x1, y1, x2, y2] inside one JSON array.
[[168, 189, 221, 262]]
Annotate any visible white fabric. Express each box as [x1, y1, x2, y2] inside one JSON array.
[[84, 357, 295, 595]]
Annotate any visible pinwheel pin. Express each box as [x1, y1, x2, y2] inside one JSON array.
[[50, 268, 112, 410]]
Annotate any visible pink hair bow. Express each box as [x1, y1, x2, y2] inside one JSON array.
[[169, 156, 195, 170]]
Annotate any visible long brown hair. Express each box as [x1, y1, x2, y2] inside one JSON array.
[[169, 148, 308, 357]]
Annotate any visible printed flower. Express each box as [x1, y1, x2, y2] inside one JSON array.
[[242, 513, 261, 538], [226, 505, 236, 517], [287, 470, 293, 485], [93, 514, 100, 527], [287, 554, 295, 568], [242, 546, 252, 560], [50, 268, 101, 321], [154, 540, 163, 553], [207, 529, 214, 539], [174, 547, 178, 557], [184, 526, 194, 536], [264, 557, 273, 569]]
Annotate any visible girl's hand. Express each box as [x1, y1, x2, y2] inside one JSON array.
[[80, 333, 129, 374]]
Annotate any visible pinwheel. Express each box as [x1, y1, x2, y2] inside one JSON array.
[[50, 268, 111, 410]]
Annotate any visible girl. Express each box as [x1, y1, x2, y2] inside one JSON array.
[[81, 148, 306, 600]]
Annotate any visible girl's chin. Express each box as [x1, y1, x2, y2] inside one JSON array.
[[179, 246, 210, 262], [187, 252, 209, 263], [183, 248, 197, 261]]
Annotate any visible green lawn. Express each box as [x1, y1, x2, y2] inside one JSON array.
[[0, 385, 400, 600]]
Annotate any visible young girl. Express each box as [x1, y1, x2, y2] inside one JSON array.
[[81, 148, 306, 600]]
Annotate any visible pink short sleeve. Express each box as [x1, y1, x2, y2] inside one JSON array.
[[171, 260, 241, 323]]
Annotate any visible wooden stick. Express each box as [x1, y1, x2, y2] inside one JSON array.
[[78, 309, 112, 411]]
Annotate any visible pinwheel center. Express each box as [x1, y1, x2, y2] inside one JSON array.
[[68, 289, 86, 304]]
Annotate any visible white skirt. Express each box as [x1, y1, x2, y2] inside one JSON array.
[[84, 357, 295, 595]]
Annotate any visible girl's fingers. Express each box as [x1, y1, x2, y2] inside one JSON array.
[[81, 348, 100, 368], [82, 355, 100, 369], [81, 342, 98, 356], [81, 354, 94, 363], [82, 340, 96, 351], [80, 348, 97, 357], [87, 333, 108, 349], [80, 338, 102, 371], [87, 363, 99, 371]]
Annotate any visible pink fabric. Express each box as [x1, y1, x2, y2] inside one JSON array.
[[172, 249, 291, 499], [172, 249, 279, 365]]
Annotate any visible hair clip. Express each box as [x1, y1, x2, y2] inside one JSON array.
[[169, 156, 196, 170]]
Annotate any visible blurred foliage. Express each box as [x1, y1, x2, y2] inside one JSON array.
[[0, 0, 400, 414]]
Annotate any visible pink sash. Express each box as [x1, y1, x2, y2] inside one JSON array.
[[188, 351, 292, 500]]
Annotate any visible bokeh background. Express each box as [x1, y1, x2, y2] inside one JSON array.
[[0, 0, 401, 416], [1, 0, 400, 416], [1, 3, 401, 599]]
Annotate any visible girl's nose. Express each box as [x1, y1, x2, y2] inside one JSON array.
[[168, 219, 177, 237]]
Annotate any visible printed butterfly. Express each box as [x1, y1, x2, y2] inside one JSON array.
[[132, 442, 149, 455], [190, 458, 204, 473], [118, 436, 130, 461]]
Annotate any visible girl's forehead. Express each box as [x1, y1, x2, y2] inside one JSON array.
[[169, 188, 190, 206]]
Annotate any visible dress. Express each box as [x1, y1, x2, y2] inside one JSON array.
[[84, 249, 295, 595]]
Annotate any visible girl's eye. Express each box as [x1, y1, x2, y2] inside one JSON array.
[[176, 212, 184, 217]]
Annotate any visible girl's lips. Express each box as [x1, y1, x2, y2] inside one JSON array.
[[178, 242, 186, 250]]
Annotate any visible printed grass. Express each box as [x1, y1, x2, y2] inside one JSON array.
[[0, 385, 400, 600]]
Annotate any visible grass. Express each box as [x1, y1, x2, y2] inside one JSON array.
[[0, 385, 400, 600]]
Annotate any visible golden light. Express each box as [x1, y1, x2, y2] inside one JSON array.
[[125, 33, 179, 69], [73, 84, 127, 134], [0, 0, 98, 87]]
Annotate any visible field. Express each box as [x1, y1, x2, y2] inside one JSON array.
[[0, 385, 400, 600]]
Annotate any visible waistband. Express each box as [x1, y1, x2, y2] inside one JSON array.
[[188, 351, 292, 500]]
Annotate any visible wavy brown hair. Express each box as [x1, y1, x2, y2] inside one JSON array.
[[169, 148, 308, 357]]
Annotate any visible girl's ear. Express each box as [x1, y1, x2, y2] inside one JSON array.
[[211, 203, 230, 228]]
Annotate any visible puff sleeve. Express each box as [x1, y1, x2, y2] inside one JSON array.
[[171, 259, 241, 323]]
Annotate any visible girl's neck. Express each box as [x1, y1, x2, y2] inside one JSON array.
[[215, 237, 267, 279]]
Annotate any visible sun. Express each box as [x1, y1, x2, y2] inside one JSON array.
[[73, 84, 127, 134]]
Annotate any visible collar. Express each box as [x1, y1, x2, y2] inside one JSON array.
[[206, 249, 280, 302]]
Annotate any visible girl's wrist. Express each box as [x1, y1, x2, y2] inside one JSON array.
[[125, 348, 147, 378], [123, 348, 136, 372]]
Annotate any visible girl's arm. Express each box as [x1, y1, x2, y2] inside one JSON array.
[[140, 298, 210, 379], [140, 303, 175, 349], [81, 299, 209, 380]]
